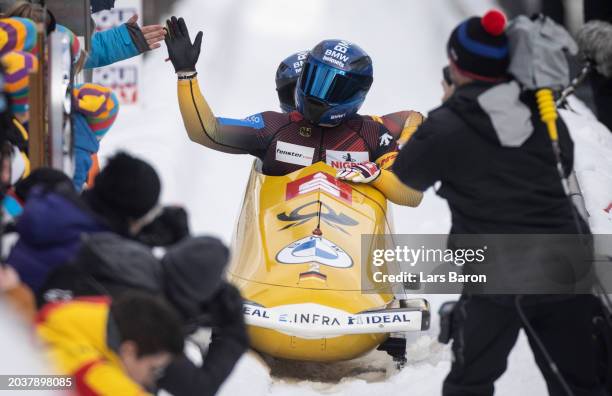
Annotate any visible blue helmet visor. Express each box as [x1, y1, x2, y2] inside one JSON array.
[[300, 58, 372, 104]]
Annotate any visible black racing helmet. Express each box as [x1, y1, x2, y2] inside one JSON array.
[[275, 51, 308, 113], [296, 39, 373, 126]]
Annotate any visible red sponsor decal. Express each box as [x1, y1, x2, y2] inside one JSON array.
[[377, 152, 398, 169], [330, 160, 369, 169], [604, 202, 612, 214], [286, 172, 352, 203]]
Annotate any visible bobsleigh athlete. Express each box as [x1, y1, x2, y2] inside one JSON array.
[[165, 17, 422, 206], [275, 51, 427, 149]]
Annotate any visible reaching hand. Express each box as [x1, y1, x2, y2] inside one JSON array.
[[127, 14, 166, 50], [164, 16, 203, 73], [0, 265, 20, 292], [336, 162, 381, 183]]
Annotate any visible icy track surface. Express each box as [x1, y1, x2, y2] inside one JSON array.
[[99, 0, 612, 394]]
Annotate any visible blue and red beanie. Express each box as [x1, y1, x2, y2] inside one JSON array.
[[447, 9, 509, 81]]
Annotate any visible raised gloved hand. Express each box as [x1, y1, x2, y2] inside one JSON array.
[[164, 16, 203, 73], [336, 162, 381, 183]]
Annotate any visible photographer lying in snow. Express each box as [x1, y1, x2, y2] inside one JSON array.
[[39, 234, 248, 396]]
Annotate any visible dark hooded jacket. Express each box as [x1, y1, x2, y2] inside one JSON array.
[[393, 80, 584, 234], [39, 233, 247, 396], [161, 236, 229, 321], [157, 236, 249, 396], [7, 185, 108, 292], [38, 232, 163, 306], [393, 80, 593, 297]]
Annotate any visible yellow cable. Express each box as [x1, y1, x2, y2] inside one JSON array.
[[535, 88, 558, 142]]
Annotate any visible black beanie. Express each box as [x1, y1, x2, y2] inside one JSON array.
[[87, 152, 161, 220], [447, 10, 509, 81], [162, 236, 229, 320], [14, 167, 73, 201]]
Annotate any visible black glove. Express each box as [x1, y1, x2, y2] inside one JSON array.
[[137, 206, 190, 247], [208, 283, 245, 328], [209, 283, 249, 349], [164, 16, 203, 73]]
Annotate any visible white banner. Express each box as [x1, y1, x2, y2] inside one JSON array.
[[91, 0, 143, 105], [243, 302, 426, 338]]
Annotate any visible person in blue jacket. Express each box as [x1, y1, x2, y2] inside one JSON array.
[[7, 181, 107, 292], [85, 14, 166, 69], [5, 2, 166, 69]]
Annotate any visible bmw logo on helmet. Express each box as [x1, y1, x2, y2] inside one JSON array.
[[295, 39, 373, 127]]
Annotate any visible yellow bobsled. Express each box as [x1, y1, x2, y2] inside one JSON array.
[[228, 161, 429, 362]]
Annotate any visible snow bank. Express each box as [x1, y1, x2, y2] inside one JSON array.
[[0, 304, 60, 395], [561, 100, 612, 237]]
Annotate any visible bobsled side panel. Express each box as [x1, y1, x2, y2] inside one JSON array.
[[247, 327, 386, 362]]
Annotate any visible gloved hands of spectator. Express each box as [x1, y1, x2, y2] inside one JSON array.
[[208, 283, 244, 326], [126, 14, 166, 50], [136, 206, 190, 247], [336, 162, 381, 183], [206, 282, 248, 346]]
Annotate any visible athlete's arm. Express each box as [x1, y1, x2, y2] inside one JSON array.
[[167, 17, 270, 154], [372, 152, 423, 207], [177, 76, 270, 153], [375, 110, 425, 146], [372, 169, 423, 207], [370, 123, 424, 207]]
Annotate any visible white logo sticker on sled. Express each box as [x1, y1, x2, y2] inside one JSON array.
[[275, 141, 314, 166], [325, 150, 369, 169], [276, 236, 353, 268]]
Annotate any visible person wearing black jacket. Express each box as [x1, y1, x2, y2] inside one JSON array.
[[393, 10, 605, 396], [157, 236, 249, 396], [39, 234, 248, 396]]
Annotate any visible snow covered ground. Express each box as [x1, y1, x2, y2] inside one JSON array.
[[561, 101, 612, 238], [99, 0, 612, 395]]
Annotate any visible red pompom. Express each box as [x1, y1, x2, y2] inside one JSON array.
[[481, 9, 507, 36]]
